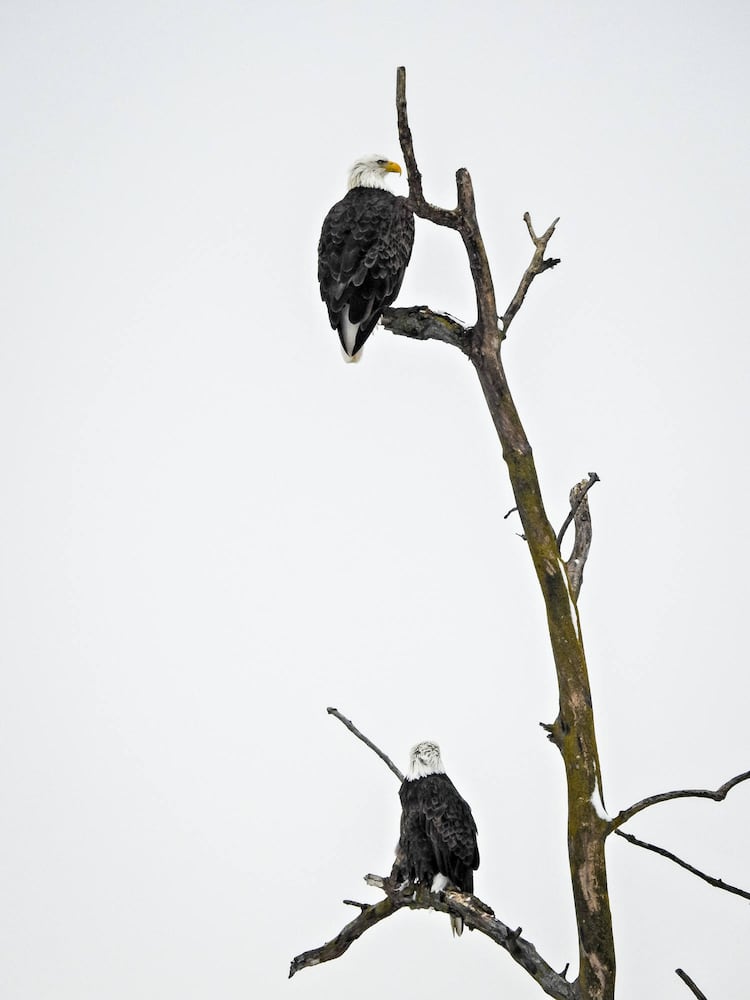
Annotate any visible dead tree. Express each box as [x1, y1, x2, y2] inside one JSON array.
[[291, 67, 750, 1000]]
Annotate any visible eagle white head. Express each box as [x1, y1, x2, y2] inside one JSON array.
[[407, 741, 447, 780], [348, 154, 403, 190]]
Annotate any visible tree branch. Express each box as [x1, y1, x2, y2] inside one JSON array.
[[396, 66, 498, 354], [611, 770, 750, 828], [326, 707, 404, 782], [614, 829, 750, 901], [499, 212, 561, 338], [290, 875, 579, 999], [557, 473, 600, 552], [381, 305, 472, 355], [675, 968, 709, 1000], [289, 891, 399, 978], [559, 473, 600, 601], [396, 67, 461, 230]]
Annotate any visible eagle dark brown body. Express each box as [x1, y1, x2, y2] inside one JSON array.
[[318, 156, 414, 361]]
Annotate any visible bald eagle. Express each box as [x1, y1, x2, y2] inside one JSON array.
[[392, 741, 479, 936], [318, 155, 415, 362]]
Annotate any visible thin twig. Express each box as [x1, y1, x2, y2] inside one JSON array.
[[326, 707, 404, 782], [499, 212, 561, 340], [612, 770, 750, 828], [676, 968, 709, 1000], [614, 829, 750, 901]]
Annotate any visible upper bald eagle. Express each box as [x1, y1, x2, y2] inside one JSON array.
[[318, 155, 414, 362], [392, 741, 479, 936]]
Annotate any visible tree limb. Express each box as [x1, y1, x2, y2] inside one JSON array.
[[395, 70, 460, 231], [396, 66, 498, 355], [611, 770, 750, 828], [557, 473, 600, 552], [290, 875, 579, 999], [559, 473, 600, 601], [675, 969, 709, 1000], [381, 305, 472, 355], [499, 212, 561, 339], [326, 707, 404, 782], [289, 892, 399, 978], [614, 829, 750, 901]]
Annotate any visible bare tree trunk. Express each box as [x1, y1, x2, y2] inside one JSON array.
[[474, 358, 614, 1000], [393, 66, 615, 1000]]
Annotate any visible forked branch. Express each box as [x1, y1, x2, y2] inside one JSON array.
[[500, 213, 561, 338], [384, 69, 559, 361], [395, 66, 498, 349], [290, 875, 578, 1000]]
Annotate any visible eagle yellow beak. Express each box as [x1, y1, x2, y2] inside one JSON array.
[[385, 161, 403, 175]]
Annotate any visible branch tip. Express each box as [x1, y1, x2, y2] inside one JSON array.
[[676, 968, 708, 1000], [327, 707, 404, 782], [501, 211, 561, 337]]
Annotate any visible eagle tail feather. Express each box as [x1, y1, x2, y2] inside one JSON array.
[[340, 344, 363, 363]]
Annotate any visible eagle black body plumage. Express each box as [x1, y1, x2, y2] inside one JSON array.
[[318, 184, 414, 359], [393, 772, 479, 894]]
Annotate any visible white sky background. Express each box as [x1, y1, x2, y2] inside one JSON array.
[[2, 1, 749, 997]]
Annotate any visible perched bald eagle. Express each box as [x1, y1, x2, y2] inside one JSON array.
[[318, 155, 414, 362], [392, 741, 479, 936]]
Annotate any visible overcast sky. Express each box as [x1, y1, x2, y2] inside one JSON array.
[[2, 2, 749, 998]]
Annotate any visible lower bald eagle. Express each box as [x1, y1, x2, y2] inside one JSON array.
[[318, 155, 414, 362], [392, 741, 479, 936]]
